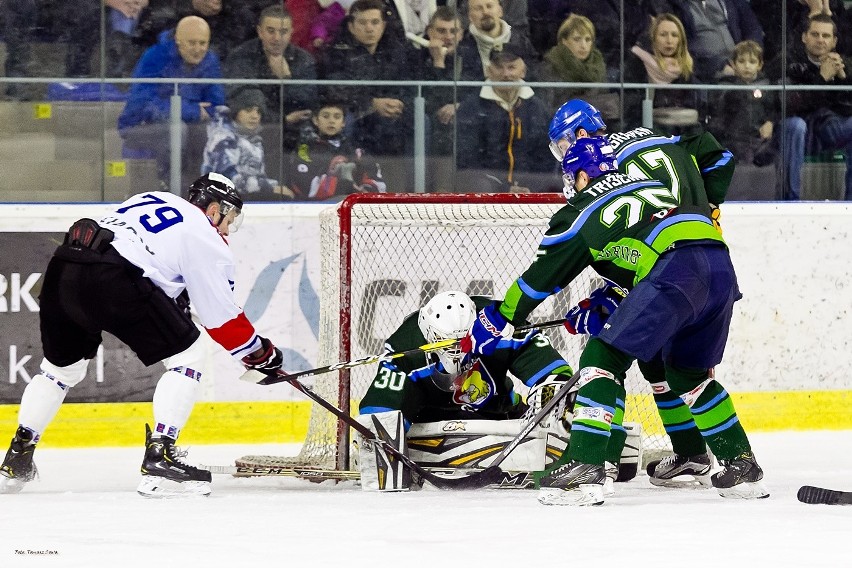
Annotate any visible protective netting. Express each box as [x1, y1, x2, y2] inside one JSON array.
[[248, 195, 670, 471]]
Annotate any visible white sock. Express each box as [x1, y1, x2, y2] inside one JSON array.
[[18, 374, 69, 438], [151, 370, 200, 440]]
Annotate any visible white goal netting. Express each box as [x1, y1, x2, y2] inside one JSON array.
[[244, 194, 670, 471]]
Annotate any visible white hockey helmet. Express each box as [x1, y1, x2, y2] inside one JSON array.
[[418, 291, 477, 377]]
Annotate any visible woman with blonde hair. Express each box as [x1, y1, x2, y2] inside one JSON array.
[[623, 12, 702, 135], [540, 13, 620, 122]]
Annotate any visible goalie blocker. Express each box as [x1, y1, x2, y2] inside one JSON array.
[[356, 412, 642, 490]]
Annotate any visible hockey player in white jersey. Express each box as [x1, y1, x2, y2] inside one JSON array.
[[0, 173, 286, 497]]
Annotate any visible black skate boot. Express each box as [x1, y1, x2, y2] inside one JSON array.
[[137, 424, 211, 498], [646, 452, 712, 488], [538, 460, 606, 506], [0, 427, 38, 494], [711, 452, 769, 499]]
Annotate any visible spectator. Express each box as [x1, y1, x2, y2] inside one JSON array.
[[708, 40, 778, 164], [309, 0, 357, 53], [201, 88, 292, 201], [623, 12, 703, 136], [658, 0, 764, 83], [417, 7, 465, 192], [707, 40, 779, 198], [322, 0, 417, 192], [455, 45, 556, 193], [455, 0, 530, 43], [540, 13, 620, 123], [769, 14, 852, 200], [752, 0, 850, 68], [455, 0, 538, 82], [528, 0, 650, 74], [223, 5, 317, 151], [286, 0, 324, 51], [118, 15, 225, 188], [283, 100, 386, 200]]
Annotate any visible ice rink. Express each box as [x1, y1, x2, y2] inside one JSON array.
[[1, 430, 849, 568]]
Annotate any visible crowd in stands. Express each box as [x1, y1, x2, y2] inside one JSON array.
[[2, 0, 852, 201]]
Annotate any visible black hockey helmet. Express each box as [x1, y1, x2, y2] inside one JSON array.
[[188, 173, 243, 230]]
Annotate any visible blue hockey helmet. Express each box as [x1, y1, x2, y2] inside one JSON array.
[[548, 99, 607, 161], [561, 136, 617, 199]]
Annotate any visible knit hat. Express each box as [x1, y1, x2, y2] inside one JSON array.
[[229, 88, 267, 116]]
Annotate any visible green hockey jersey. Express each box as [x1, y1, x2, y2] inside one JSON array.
[[358, 297, 573, 427]]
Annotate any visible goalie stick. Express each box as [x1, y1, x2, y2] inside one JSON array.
[[281, 375, 502, 490], [797, 485, 852, 505], [239, 318, 567, 386]]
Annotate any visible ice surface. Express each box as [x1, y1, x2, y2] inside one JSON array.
[[1, 431, 850, 567]]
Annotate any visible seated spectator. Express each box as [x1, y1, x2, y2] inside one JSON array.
[[455, 0, 538, 83], [322, 0, 417, 192], [659, 0, 764, 83], [309, 0, 357, 52], [223, 5, 317, 151], [752, 0, 849, 70], [455, 45, 556, 193], [417, 7, 465, 192], [201, 88, 292, 200], [768, 14, 852, 200], [708, 40, 778, 167], [623, 12, 703, 136], [118, 16, 225, 188], [528, 0, 650, 74], [540, 13, 620, 123], [455, 0, 530, 44], [283, 100, 386, 200]]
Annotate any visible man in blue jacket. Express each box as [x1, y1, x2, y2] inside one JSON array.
[[118, 15, 225, 188]]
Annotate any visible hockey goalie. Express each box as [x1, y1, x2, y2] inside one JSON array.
[[355, 291, 641, 491]]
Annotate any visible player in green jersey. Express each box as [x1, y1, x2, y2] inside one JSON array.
[[548, 99, 736, 487], [464, 136, 768, 505], [356, 290, 576, 492]]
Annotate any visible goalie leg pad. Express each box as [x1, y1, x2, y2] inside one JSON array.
[[356, 411, 411, 492]]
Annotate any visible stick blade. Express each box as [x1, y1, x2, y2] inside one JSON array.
[[424, 466, 504, 490], [797, 485, 852, 505]]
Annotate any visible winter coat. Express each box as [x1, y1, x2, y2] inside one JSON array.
[[118, 31, 225, 132]]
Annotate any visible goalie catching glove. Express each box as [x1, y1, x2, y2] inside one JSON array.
[[241, 336, 284, 377], [564, 284, 623, 336], [460, 303, 514, 357]]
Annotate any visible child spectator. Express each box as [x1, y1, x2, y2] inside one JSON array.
[[201, 88, 292, 200], [284, 101, 386, 200], [708, 40, 778, 169], [540, 13, 619, 123]]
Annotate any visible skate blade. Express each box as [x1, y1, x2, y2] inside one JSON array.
[[0, 475, 27, 494], [649, 473, 712, 489], [538, 484, 604, 506], [716, 480, 770, 500], [137, 476, 211, 498]]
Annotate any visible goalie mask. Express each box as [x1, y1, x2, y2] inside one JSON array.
[[187, 172, 244, 233], [418, 291, 477, 389]]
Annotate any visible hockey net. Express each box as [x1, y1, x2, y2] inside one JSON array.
[[239, 194, 670, 473]]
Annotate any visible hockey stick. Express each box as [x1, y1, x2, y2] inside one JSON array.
[[284, 376, 502, 490], [200, 463, 360, 481], [240, 318, 567, 386], [797, 485, 852, 505]]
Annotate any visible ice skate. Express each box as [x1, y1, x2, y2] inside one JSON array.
[[137, 424, 211, 498], [0, 427, 38, 494], [711, 452, 769, 499], [646, 452, 712, 488], [538, 460, 606, 506]]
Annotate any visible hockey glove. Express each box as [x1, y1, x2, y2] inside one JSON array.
[[564, 285, 623, 336], [460, 303, 514, 357], [241, 336, 284, 377]]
